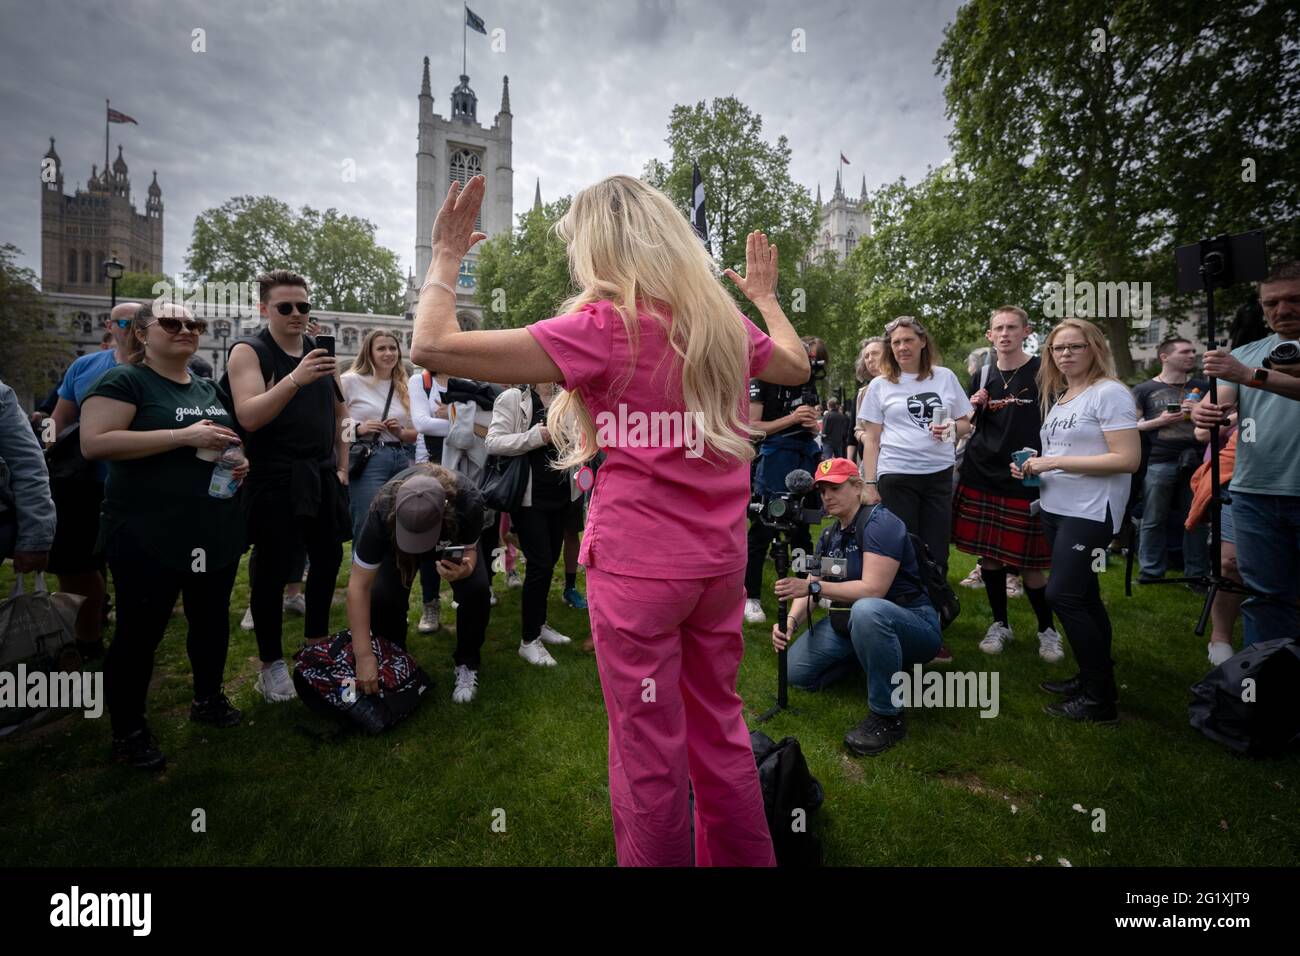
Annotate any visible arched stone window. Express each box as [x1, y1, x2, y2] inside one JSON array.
[[449, 150, 483, 230], [67, 250, 78, 284]]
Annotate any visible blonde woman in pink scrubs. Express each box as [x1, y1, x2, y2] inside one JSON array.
[[412, 174, 810, 866]]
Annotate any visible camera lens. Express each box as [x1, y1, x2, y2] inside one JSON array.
[[1270, 341, 1300, 364]]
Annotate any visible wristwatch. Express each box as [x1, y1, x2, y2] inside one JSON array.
[[1251, 366, 1269, 385], [808, 580, 822, 599]]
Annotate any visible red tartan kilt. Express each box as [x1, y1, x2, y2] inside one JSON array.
[[951, 482, 1052, 570]]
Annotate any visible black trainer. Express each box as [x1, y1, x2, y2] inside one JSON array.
[[1040, 673, 1084, 696], [844, 711, 907, 757], [190, 692, 243, 728], [111, 726, 167, 771], [1044, 693, 1118, 723]]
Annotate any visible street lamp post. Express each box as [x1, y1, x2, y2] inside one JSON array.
[[214, 319, 231, 375], [103, 254, 124, 311]]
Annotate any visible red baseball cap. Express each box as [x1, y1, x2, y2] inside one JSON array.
[[813, 458, 859, 486]]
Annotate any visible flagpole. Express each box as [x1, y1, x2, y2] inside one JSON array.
[[462, 3, 467, 76], [105, 99, 110, 178]]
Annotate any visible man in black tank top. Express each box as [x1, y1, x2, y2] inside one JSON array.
[[225, 270, 351, 704]]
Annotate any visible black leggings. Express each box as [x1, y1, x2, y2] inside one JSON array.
[[1041, 508, 1118, 703], [369, 536, 492, 669], [877, 467, 954, 575], [104, 529, 238, 737], [511, 505, 568, 642], [249, 507, 343, 663]]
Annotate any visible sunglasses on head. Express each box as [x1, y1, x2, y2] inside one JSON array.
[[150, 317, 207, 335], [275, 301, 312, 315]]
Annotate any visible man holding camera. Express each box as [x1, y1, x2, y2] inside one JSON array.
[[1192, 260, 1300, 645], [226, 270, 351, 703], [744, 336, 828, 624], [771, 458, 941, 756]]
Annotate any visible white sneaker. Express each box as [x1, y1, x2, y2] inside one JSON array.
[[519, 639, 557, 667], [979, 622, 1014, 655], [1207, 640, 1235, 667], [1038, 627, 1065, 663], [506, 570, 522, 589], [538, 623, 571, 645], [417, 601, 440, 634], [744, 599, 766, 624], [240, 607, 254, 631], [452, 664, 479, 703], [490, 590, 498, 607], [282, 592, 306, 615], [1006, 576, 1024, 598], [256, 659, 297, 702]]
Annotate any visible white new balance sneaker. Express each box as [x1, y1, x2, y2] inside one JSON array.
[[282, 592, 306, 615], [1037, 627, 1065, 663], [744, 599, 766, 624], [979, 622, 1014, 655], [256, 659, 297, 702], [519, 639, 557, 667], [506, 570, 522, 589], [417, 601, 440, 634], [452, 665, 479, 703], [240, 607, 254, 631], [1207, 640, 1234, 667], [538, 623, 571, 645]]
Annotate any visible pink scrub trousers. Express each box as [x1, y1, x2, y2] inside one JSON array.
[[586, 565, 776, 867]]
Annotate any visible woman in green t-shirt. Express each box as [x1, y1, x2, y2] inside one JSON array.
[[81, 300, 250, 772]]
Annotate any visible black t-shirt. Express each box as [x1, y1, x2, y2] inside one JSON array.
[[749, 379, 810, 438], [958, 355, 1043, 498], [822, 410, 851, 451], [235, 329, 337, 478], [352, 464, 484, 567], [1132, 377, 1209, 463], [526, 389, 570, 508]]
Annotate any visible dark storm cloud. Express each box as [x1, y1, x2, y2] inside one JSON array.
[[0, 0, 961, 284]]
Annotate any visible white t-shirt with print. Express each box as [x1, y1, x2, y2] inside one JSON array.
[[1038, 378, 1138, 532], [859, 367, 974, 477]]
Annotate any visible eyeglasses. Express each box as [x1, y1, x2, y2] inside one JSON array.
[[150, 317, 208, 335], [275, 301, 312, 315], [1049, 343, 1089, 355]]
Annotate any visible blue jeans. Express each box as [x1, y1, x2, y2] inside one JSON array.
[[1139, 460, 1208, 578], [1228, 490, 1300, 646], [348, 444, 414, 542], [786, 598, 942, 716], [755, 432, 819, 496]]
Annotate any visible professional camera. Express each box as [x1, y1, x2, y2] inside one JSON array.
[[749, 468, 824, 534], [1265, 340, 1300, 373], [785, 358, 828, 416]]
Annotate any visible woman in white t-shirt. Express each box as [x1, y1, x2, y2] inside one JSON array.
[[1012, 318, 1139, 723], [859, 316, 972, 568], [341, 330, 418, 540]]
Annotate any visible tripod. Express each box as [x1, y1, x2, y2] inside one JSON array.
[[1143, 252, 1266, 634], [759, 529, 801, 722]]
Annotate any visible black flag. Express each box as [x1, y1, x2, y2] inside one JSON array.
[[691, 160, 708, 246], [465, 5, 487, 34]]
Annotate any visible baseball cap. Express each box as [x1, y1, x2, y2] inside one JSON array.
[[812, 457, 859, 486], [394, 476, 447, 553]]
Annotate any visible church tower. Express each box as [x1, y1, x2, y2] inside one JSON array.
[[41, 137, 163, 293], [411, 58, 514, 328], [807, 168, 871, 265]]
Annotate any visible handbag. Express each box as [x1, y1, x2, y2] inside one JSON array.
[[481, 452, 529, 513], [348, 378, 396, 480], [0, 573, 86, 737]]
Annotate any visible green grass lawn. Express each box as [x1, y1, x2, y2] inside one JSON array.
[[2, 531, 1298, 867]]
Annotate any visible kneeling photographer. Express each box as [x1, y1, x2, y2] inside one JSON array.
[[745, 336, 829, 624], [771, 458, 941, 757]]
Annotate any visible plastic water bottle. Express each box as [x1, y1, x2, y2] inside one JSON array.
[[208, 443, 245, 499], [1184, 387, 1202, 421]]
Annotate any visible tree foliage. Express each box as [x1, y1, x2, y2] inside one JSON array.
[[0, 245, 67, 403], [475, 198, 574, 329]]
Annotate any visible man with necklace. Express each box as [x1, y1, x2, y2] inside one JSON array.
[[952, 305, 1062, 661]]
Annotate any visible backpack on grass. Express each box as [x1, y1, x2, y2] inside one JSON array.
[[292, 629, 432, 735], [751, 731, 824, 866], [1188, 637, 1300, 757]]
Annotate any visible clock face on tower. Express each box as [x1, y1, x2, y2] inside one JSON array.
[[458, 259, 476, 289]]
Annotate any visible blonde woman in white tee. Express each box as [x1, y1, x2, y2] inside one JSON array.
[[1012, 319, 1139, 724], [341, 330, 417, 540]]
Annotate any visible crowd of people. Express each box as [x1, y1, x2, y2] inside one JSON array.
[[2, 166, 1298, 866]]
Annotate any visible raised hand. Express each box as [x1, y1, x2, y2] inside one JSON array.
[[432, 175, 489, 261], [723, 231, 779, 304]]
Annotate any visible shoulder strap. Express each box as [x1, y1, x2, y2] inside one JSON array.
[[381, 378, 396, 420]]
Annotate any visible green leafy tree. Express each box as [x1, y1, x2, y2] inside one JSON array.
[[937, 0, 1300, 376], [114, 271, 170, 301], [187, 196, 404, 314], [475, 198, 574, 329], [0, 245, 66, 403]]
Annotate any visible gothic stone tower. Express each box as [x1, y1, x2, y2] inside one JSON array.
[[41, 138, 163, 293], [411, 57, 513, 329], [808, 169, 870, 265]]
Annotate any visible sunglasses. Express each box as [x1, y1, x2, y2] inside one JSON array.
[[150, 317, 208, 335], [275, 302, 312, 315], [113, 318, 132, 329], [885, 318, 926, 335]]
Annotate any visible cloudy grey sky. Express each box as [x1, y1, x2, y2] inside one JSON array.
[[0, 0, 963, 285]]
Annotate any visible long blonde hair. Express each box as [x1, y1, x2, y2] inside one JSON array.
[[351, 329, 411, 415], [545, 175, 756, 469], [1037, 318, 1119, 417]]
